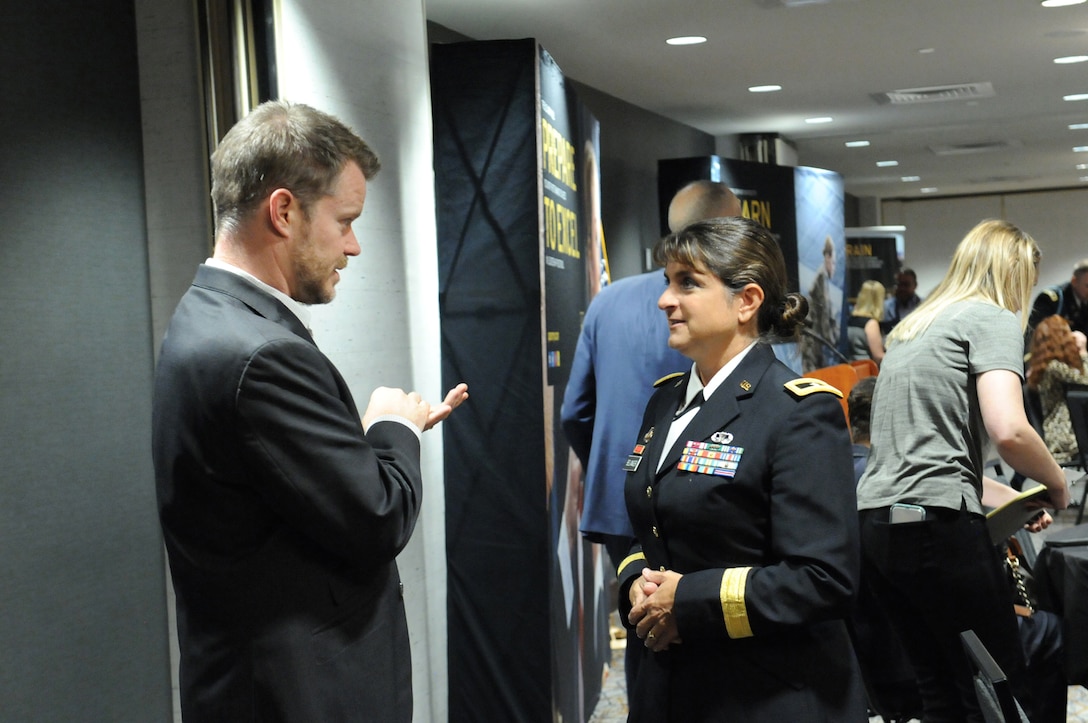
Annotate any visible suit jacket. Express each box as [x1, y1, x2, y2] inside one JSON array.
[[560, 271, 687, 541], [152, 265, 420, 722], [617, 343, 865, 722]]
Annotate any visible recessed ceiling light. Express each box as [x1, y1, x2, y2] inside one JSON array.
[[917, 48, 936, 54], [1076, 146, 1088, 152], [1078, 163, 1088, 169], [1056, 56, 1088, 64], [1042, 0, 1086, 6], [666, 36, 707, 46], [748, 85, 782, 93], [921, 187, 939, 194], [844, 140, 870, 148], [805, 116, 833, 124], [1065, 93, 1088, 101], [901, 176, 921, 182], [1081, 176, 1088, 182], [1071, 123, 1088, 130], [876, 160, 899, 167]]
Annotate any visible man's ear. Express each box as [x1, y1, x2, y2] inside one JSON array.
[[736, 283, 765, 325], [267, 188, 296, 238]]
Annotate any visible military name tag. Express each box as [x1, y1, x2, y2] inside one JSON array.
[[677, 440, 744, 478], [623, 454, 642, 472]]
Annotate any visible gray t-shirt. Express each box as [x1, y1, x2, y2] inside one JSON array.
[[856, 300, 1024, 514]]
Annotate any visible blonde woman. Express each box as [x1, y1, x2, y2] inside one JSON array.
[[856, 219, 1069, 721], [848, 279, 885, 364]]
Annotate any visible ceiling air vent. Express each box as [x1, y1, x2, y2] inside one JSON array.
[[872, 82, 995, 105], [929, 140, 1022, 156]]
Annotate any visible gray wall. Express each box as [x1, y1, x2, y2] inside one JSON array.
[[0, 0, 172, 720], [882, 188, 1088, 300]]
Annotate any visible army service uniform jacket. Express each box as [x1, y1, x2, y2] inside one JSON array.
[[618, 343, 865, 722], [1028, 281, 1088, 338]]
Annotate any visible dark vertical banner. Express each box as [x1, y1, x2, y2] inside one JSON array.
[[794, 166, 847, 371], [432, 38, 607, 722], [657, 157, 844, 373], [540, 48, 584, 387], [845, 229, 904, 300], [539, 45, 610, 723], [432, 39, 551, 723]]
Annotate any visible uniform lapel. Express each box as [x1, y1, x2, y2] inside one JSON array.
[[639, 374, 686, 478], [656, 345, 773, 477]]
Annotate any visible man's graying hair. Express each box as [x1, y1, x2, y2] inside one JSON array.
[[210, 100, 381, 234]]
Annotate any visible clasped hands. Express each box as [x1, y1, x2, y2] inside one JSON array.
[[363, 383, 469, 433], [629, 567, 683, 653]]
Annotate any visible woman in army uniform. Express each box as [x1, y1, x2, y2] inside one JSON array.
[[617, 216, 865, 721]]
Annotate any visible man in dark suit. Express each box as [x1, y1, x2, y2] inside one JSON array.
[[152, 100, 467, 721]]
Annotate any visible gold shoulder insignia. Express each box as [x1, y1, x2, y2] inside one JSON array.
[[1042, 288, 1059, 302], [654, 372, 685, 388], [784, 378, 844, 399]]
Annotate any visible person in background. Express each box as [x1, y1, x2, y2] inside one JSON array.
[[801, 235, 839, 371], [848, 371, 1066, 723], [882, 268, 923, 333], [848, 376, 877, 481], [1027, 258, 1088, 341], [856, 219, 1069, 722], [666, 180, 743, 233], [561, 180, 741, 693], [152, 100, 468, 721], [1027, 314, 1088, 464], [847, 280, 885, 365], [620, 217, 864, 721]]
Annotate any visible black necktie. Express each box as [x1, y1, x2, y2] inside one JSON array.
[[675, 391, 704, 419]]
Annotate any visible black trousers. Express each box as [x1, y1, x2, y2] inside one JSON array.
[[859, 505, 1030, 723]]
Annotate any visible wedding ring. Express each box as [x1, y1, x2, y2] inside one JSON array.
[[647, 631, 656, 640]]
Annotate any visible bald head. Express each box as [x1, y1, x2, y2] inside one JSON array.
[[667, 180, 742, 232]]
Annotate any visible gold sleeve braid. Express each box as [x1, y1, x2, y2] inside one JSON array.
[[720, 567, 754, 638], [617, 552, 646, 578]]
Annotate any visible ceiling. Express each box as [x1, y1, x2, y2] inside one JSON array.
[[425, 0, 1088, 201]]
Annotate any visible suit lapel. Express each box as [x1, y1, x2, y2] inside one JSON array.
[[193, 264, 316, 345], [656, 344, 774, 477]]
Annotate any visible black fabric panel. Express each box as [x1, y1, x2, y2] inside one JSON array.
[[433, 39, 553, 723]]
